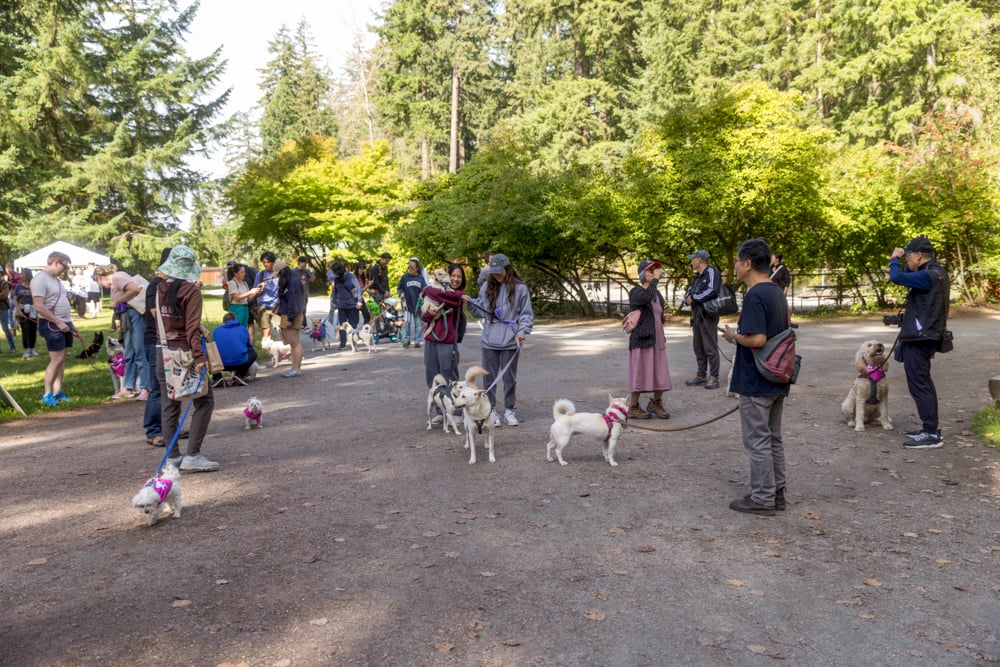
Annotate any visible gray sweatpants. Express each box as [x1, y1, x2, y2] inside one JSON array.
[[482, 347, 519, 412], [738, 394, 785, 506]]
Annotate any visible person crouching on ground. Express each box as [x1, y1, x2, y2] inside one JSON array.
[[627, 260, 673, 419], [156, 246, 218, 472], [212, 312, 258, 384]]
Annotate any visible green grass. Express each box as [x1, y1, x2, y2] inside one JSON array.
[[0, 294, 230, 422], [971, 403, 1000, 451]]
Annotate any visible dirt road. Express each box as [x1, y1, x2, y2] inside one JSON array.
[[2, 312, 999, 665]]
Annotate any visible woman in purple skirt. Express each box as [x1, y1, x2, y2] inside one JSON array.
[[627, 260, 673, 419]]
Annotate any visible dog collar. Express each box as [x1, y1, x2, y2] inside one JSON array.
[[603, 404, 629, 432], [144, 477, 173, 505]]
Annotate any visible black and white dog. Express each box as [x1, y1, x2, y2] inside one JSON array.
[[426, 373, 461, 434]]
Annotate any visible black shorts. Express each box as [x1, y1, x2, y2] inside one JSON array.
[[39, 320, 77, 352]]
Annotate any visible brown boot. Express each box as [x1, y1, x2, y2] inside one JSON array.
[[645, 399, 670, 419], [628, 403, 651, 419]]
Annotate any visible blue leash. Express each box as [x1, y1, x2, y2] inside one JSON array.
[[155, 367, 207, 476]]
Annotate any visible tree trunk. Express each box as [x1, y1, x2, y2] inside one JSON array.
[[450, 64, 460, 174]]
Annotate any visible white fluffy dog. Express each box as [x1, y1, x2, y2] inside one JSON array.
[[261, 333, 291, 367], [107, 336, 126, 396], [420, 267, 453, 337], [841, 339, 893, 432], [426, 373, 461, 434], [546, 396, 629, 467], [338, 321, 376, 353], [244, 395, 264, 430], [451, 365, 495, 464], [131, 464, 181, 526]]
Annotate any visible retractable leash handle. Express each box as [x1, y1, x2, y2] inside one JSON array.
[[155, 366, 207, 476]]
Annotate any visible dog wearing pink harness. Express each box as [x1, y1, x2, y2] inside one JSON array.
[[547, 396, 631, 467], [131, 465, 181, 526], [244, 396, 264, 430]]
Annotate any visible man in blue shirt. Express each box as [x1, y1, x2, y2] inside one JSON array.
[[889, 236, 950, 449], [211, 313, 258, 384], [252, 251, 280, 341]]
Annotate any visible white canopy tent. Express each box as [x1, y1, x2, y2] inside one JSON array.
[[13, 241, 110, 270]]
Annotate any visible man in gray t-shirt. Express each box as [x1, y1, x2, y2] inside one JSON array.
[[31, 251, 77, 406]]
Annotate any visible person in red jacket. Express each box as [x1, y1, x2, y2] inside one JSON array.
[[420, 263, 467, 391]]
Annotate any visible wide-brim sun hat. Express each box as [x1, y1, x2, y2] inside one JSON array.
[[158, 245, 201, 282]]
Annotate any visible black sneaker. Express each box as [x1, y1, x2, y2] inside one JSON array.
[[902, 431, 943, 449], [728, 495, 775, 516], [685, 376, 706, 386], [775, 487, 786, 511]]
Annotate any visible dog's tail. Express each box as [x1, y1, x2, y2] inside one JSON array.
[[432, 373, 447, 387], [464, 365, 489, 385], [553, 399, 575, 419]]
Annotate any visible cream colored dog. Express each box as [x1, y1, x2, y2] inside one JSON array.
[[546, 396, 629, 467], [841, 339, 893, 432], [450, 365, 494, 464], [420, 267, 453, 338]]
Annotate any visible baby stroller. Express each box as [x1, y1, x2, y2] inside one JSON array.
[[366, 295, 401, 344]]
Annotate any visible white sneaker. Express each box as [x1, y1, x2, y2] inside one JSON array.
[[180, 453, 220, 472], [30, 349, 39, 357], [491, 410, 501, 427], [22, 351, 31, 359], [504, 409, 519, 426]]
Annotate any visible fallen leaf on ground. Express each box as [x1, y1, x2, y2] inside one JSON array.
[[902, 532, 919, 538], [434, 643, 455, 653], [637, 545, 656, 553], [584, 611, 606, 621], [747, 644, 766, 654], [480, 571, 497, 577], [374, 524, 388, 530], [864, 578, 881, 587], [952, 583, 971, 591], [217, 662, 250, 667], [302, 554, 318, 563], [858, 613, 875, 619], [171, 599, 192, 608], [215, 579, 229, 585], [423, 531, 440, 538], [764, 551, 781, 558], [607, 527, 623, 535], [444, 551, 460, 558], [726, 579, 745, 587], [612, 569, 628, 576], [388, 509, 402, 514], [927, 529, 942, 534], [935, 558, 951, 564], [940, 513, 955, 519], [309, 617, 328, 625], [804, 512, 822, 520], [334, 537, 346, 543], [27, 558, 48, 566], [500, 639, 521, 646]]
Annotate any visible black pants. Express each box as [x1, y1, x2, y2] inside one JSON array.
[[901, 341, 939, 433], [692, 308, 720, 379]]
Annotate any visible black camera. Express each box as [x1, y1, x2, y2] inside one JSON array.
[[883, 314, 901, 327]]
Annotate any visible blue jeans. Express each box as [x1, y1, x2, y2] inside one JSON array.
[[143, 342, 161, 438], [401, 310, 423, 345], [124, 308, 151, 391], [0, 307, 14, 350]]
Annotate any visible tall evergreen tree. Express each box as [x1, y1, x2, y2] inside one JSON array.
[[0, 0, 229, 258], [258, 21, 338, 160]]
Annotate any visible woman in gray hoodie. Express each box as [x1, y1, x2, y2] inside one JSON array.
[[463, 253, 534, 427]]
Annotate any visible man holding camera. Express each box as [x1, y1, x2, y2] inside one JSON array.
[[888, 236, 950, 449], [683, 249, 722, 390]]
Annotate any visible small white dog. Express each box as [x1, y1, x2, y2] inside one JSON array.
[[420, 267, 453, 338], [131, 464, 181, 526], [308, 318, 330, 352], [107, 337, 126, 397], [338, 321, 376, 353], [546, 396, 629, 467], [244, 395, 264, 430], [426, 373, 461, 434], [841, 339, 893, 432], [261, 333, 291, 367], [451, 365, 495, 464]]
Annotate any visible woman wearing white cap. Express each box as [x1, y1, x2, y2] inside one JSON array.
[[155, 246, 218, 472]]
